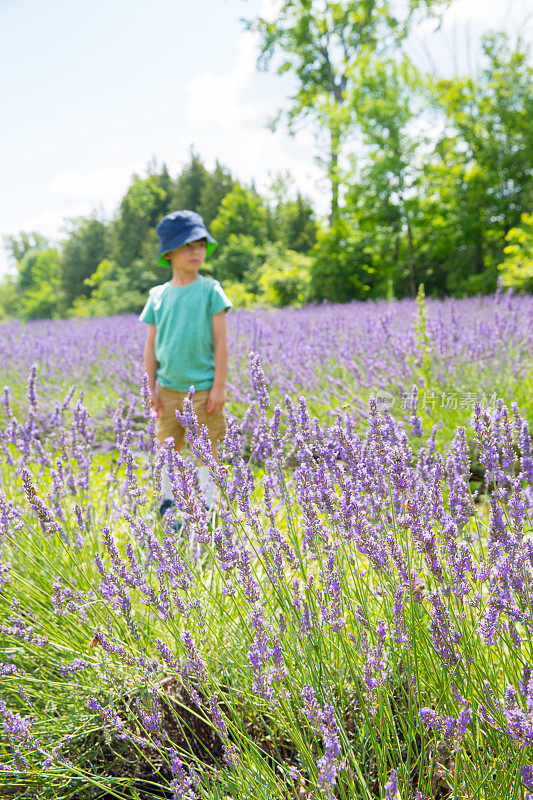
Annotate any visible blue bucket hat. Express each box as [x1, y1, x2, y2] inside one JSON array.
[[155, 210, 218, 267]]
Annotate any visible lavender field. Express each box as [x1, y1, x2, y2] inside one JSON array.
[[1, 288, 533, 800]]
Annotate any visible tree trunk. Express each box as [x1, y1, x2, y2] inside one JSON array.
[[406, 214, 416, 297], [329, 126, 340, 222]]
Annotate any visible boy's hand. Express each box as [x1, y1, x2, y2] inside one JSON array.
[[150, 390, 163, 418], [207, 386, 227, 414]]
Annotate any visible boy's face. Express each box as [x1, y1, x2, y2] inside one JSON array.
[[165, 239, 207, 273]]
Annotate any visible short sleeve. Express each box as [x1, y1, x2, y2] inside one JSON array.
[[139, 294, 156, 325], [209, 280, 232, 316]]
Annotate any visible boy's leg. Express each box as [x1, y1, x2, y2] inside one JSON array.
[[193, 390, 226, 510], [155, 387, 186, 515]]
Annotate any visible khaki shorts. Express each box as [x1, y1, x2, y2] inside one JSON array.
[[156, 386, 226, 451]]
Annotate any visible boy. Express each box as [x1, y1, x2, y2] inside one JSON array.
[[139, 209, 232, 517]]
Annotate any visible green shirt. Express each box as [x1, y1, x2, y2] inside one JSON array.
[[139, 276, 232, 391]]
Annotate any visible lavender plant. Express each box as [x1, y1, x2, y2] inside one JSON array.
[[0, 291, 532, 799], [0, 289, 531, 450]]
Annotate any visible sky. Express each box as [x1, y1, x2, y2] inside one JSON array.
[[0, 0, 531, 276]]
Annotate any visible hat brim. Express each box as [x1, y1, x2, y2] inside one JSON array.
[[156, 227, 218, 267]]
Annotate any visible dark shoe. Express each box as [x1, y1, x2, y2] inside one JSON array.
[[159, 499, 183, 533], [158, 499, 174, 519]]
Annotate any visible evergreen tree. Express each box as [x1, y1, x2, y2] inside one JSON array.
[[198, 161, 235, 227], [170, 149, 209, 212], [111, 164, 172, 269]]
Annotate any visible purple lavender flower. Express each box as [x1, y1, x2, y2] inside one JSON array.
[[391, 588, 410, 649], [384, 768, 399, 799], [419, 698, 471, 743], [1, 600, 48, 647], [0, 698, 37, 770], [300, 686, 344, 797], [208, 694, 239, 767], [57, 659, 91, 676], [87, 697, 130, 744], [41, 736, 73, 770], [522, 765, 533, 791], [249, 352, 270, 410], [169, 749, 198, 799], [135, 689, 166, 742]]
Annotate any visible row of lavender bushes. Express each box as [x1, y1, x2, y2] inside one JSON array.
[[0, 288, 532, 798], [0, 285, 531, 450]]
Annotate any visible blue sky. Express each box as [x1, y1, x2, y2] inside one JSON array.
[[0, 0, 531, 276]]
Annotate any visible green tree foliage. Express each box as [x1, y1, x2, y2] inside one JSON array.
[[252, 0, 450, 220], [267, 175, 318, 252], [0, 277, 19, 320], [211, 184, 269, 247], [19, 248, 61, 320], [498, 212, 533, 292], [110, 163, 172, 268], [3, 232, 49, 265], [310, 218, 375, 302], [1, 233, 58, 320], [170, 149, 209, 212], [259, 248, 312, 306], [277, 193, 317, 252], [70, 259, 147, 317], [347, 57, 422, 297], [170, 151, 235, 228], [210, 234, 265, 287], [198, 162, 235, 228], [59, 216, 110, 311], [420, 33, 533, 296]]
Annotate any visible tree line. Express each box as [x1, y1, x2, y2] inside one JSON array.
[[1, 1, 532, 321]]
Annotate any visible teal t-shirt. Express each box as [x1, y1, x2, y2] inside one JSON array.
[[139, 275, 232, 391]]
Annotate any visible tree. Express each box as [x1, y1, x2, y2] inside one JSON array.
[[170, 149, 209, 212], [198, 161, 235, 227], [258, 247, 312, 306], [424, 33, 533, 295], [267, 175, 318, 252], [211, 184, 269, 247], [3, 232, 49, 266], [346, 56, 423, 297], [169, 151, 236, 227], [210, 234, 265, 287], [0, 277, 19, 320], [252, 0, 450, 220], [19, 248, 61, 320], [59, 215, 110, 310], [110, 164, 172, 268], [498, 212, 533, 292], [1, 233, 58, 319], [310, 218, 375, 302], [70, 259, 147, 317]]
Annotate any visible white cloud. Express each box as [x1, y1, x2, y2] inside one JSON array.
[[0, 161, 146, 276], [186, 31, 263, 131], [184, 23, 328, 212], [49, 162, 144, 209], [410, 0, 532, 75], [443, 0, 530, 29]]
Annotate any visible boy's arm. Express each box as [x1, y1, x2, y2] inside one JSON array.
[[144, 325, 162, 415], [207, 310, 228, 414]]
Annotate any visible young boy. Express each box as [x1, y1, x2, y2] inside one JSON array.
[[139, 209, 232, 517]]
